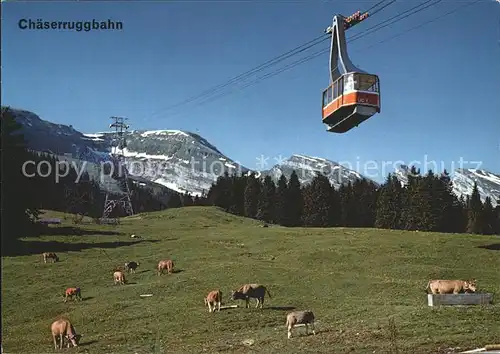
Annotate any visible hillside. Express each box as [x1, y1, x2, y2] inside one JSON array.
[[2, 207, 499, 353]]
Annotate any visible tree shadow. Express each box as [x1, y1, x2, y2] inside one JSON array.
[[266, 306, 295, 311], [2, 239, 159, 257], [38, 226, 123, 236], [477, 243, 500, 251]]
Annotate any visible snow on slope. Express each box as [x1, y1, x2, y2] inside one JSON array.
[[98, 129, 249, 197], [395, 165, 500, 207], [262, 154, 376, 188], [452, 169, 500, 206]]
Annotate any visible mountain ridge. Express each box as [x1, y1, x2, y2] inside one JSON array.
[[5, 106, 500, 205]]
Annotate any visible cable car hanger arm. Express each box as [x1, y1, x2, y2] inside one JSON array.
[[326, 10, 370, 83]]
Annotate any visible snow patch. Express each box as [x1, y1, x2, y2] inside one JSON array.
[[116, 147, 174, 161], [140, 130, 189, 137]]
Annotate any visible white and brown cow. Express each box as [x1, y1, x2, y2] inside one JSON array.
[[51, 318, 80, 349], [204, 290, 222, 313], [231, 284, 271, 309], [285, 310, 316, 339], [425, 279, 477, 294], [157, 259, 174, 275], [63, 287, 82, 302], [113, 270, 126, 285], [42, 252, 59, 263]]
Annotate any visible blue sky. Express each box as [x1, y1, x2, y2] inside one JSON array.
[[2, 0, 499, 183]]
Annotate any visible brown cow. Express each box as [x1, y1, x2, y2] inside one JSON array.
[[43, 252, 59, 263], [286, 310, 316, 339], [51, 318, 79, 349], [63, 287, 82, 302], [231, 284, 271, 308], [204, 290, 222, 313], [113, 270, 126, 285], [425, 279, 477, 294], [157, 259, 174, 275]]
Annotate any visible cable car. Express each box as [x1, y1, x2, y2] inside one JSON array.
[[322, 12, 380, 133]]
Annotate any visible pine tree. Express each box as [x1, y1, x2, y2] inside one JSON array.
[[274, 174, 289, 225], [375, 174, 403, 229], [329, 183, 342, 226], [244, 173, 261, 218], [339, 182, 354, 226], [302, 174, 333, 227], [416, 170, 438, 231], [207, 173, 232, 210], [400, 166, 421, 230], [452, 195, 467, 233], [495, 199, 500, 235], [466, 182, 483, 234], [167, 193, 182, 208], [481, 197, 495, 235], [354, 179, 378, 227], [1, 107, 40, 246], [256, 175, 276, 223], [431, 170, 456, 232], [286, 171, 303, 226], [182, 192, 194, 207], [228, 173, 247, 216]]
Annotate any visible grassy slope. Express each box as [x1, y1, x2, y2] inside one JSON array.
[[2, 207, 499, 354]]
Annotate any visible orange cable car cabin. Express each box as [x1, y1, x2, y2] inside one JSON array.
[[322, 12, 381, 133]]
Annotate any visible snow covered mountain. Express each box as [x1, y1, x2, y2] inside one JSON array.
[[6, 107, 500, 204], [261, 154, 378, 188], [395, 165, 500, 207], [83, 129, 250, 196]]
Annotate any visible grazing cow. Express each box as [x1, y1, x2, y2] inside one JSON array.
[[124, 261, 140, 273], [113, 270, 126, 285], [63, 287, 82, 302], [231, 284, 271, 308], [157, 259, 174, 275], [425, 279, 477, 294], [51, 318, 79, 349], [204, 290, 222, 313], [285, 310, 316, 339], [43, 252, 59, 263]]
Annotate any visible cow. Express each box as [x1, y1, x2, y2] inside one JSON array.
[[204, 290, 222, 313], [231, 284, 271, 309], [285, 310, 316, 339], [124, 261, 140, 273], [63, 287, 82, 303], [113, 270, 126, 285], [50, 318, 80, 349], [157, 259, 174, 275], [43, 252, 59, 263], [425, 279, 477, 294]]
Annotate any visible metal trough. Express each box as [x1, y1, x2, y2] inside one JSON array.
[[427, 293, 493, 306]]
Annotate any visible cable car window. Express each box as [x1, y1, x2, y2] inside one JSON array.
[[327, 86, 332, 103], [323, 90, 328, 107], [357, 74, 378, 92], [333, 81, 337, 98], [344, 73, 354, 92]]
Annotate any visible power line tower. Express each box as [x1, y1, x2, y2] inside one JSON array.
[[101, 116, 134, 219]]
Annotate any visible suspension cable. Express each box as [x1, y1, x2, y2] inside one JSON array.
[[154, 0, 452, 120], [148, 1, 395, 119]]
